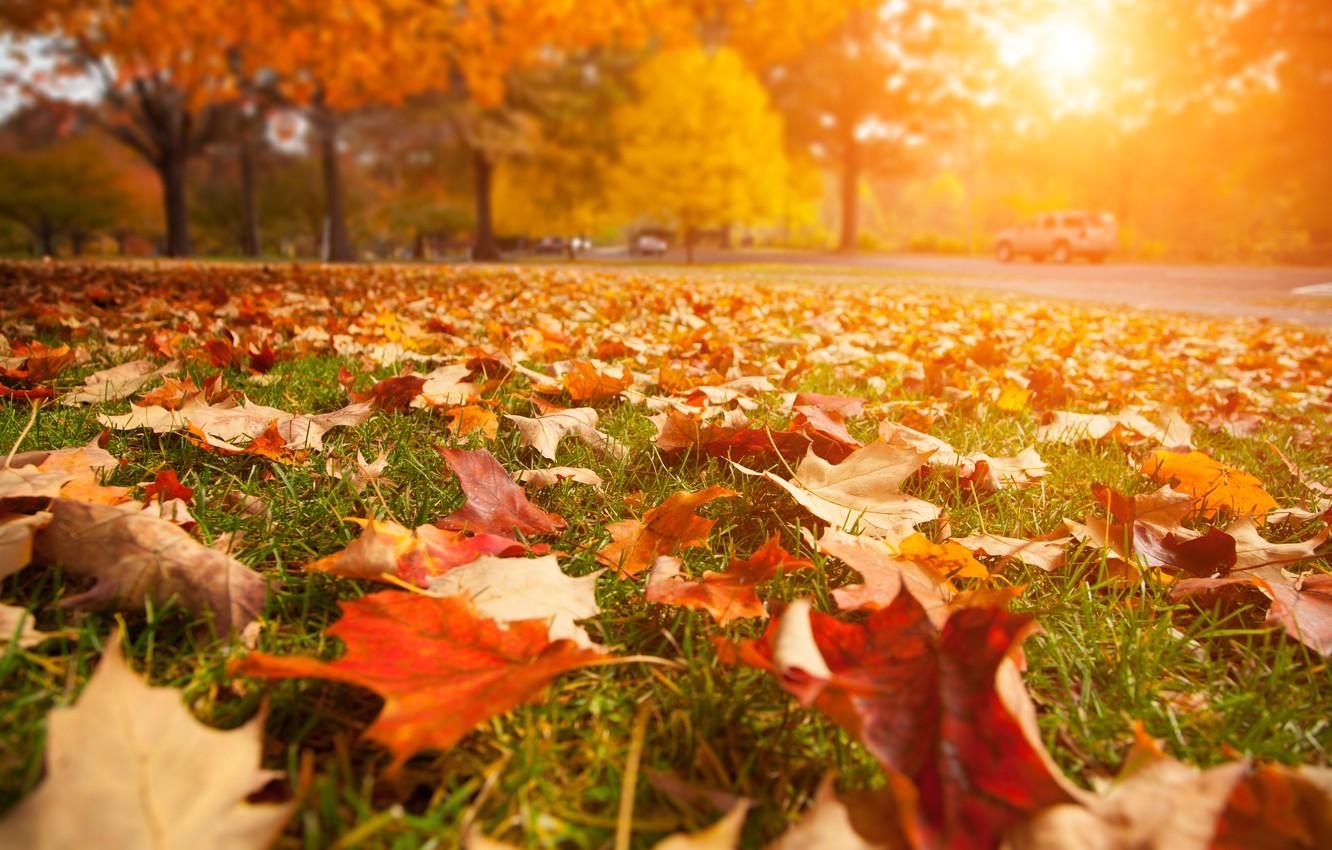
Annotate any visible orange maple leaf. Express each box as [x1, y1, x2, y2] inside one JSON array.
[[562, 360, 630, 404], [232, 592, 607, 773], [597, 486, 736, 578], [1143, 450, 1278, 520], [645, 535, 813, 623]]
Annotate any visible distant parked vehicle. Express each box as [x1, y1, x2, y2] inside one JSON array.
[[534, 236, 567, 255], [994, 211, 1117, 263], [632, 234, 668, 256]]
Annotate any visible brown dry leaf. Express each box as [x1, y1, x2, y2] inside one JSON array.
[[515, 466, 604, 489], [58, 359, 179, 406], [424, 554, 603, 648], [596, 486, 736, 578], [325, 450, 390, 493], [0, 635, 293, 849], [951, 533, 1071, 573], [32, 499, 267, 633], [645, 536, 814, 624], [1173, 563, 1332, 657], [100, 397, 371, 454], [734, 439, 940, 543], [504, 407, 626, 461], [413, 363, 478, 407], [878, 421, 1047, 491], [563, 360, 631, 403]]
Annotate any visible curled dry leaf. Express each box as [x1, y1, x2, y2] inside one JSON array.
[[437, 447, 566, 537], [0, 636, 294, 849], [99, 397, 372, 454], [733, 439, 940, 544], [1035, 407, 1194, 449], [58, 359, 179, 406], [32, 499, 267, 633], [504, 407, 626, 461], [425, 554, 603, 648], [233, 591, 608, 773], [951, 533, 1070, 573], [645, 535, 814, 624], [878, 421, 1047, 491], [596, 486, 736, 578]]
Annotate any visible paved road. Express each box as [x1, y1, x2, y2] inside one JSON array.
[[579, 248, 1332, 326]]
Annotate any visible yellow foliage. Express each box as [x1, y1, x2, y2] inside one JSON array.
[[1142, 450, 1278, 520]]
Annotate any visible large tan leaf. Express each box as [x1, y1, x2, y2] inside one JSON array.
[[504, 407, 627, 461], [58, 359, 179, 406], [735, 439, 939, 543], [32, 499, 266, 633], [1035, 408, 1194, 448], [878, 422, 1047, 490], [0, 512, 52, 579], [0, 636, 293, 849], [99, 397, 371, 453], [425, 554, 604, 648], [952, 533, 1071, 573]]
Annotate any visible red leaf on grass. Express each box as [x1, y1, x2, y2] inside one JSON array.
[[232, 592, 607, 772], [142, 470, 193, 505], [596, 486, 735, 578], [307, 518, 535, 587], [436, 448, 565, 537], [722, 593, 1074, 850]]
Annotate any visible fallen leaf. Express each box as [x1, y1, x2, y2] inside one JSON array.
[[817, 528, 955, 621], [100, 397, 371, 454], [951, 534, 1070, 573], [0, 601, 58, 648], [32, 499, 267, 633], [437, 448, 566, 537], [645, 535, 814, 624], [767, 775, 912, 850], [726, 595, 1075, 850], [505, 407, 626, 461], [307, 517, 531, 587], [425, 554, 603, 647], [0, 512, 52, 579], [1143, 450, 1279, 520], [515, 466, 604, 489], [562, 360, 631, 403], [58, 359, 179, 406], [0, 635, 293, 848], [142, 469, 193, 504], [734, 439, 940, 543], [1036, 408, 1194, 449], [232, 591, 608, 772], [445, 404, 500, 439], [596, 486, 736, 578]]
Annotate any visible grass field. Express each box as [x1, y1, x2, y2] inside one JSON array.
[[1, 260, 1329, 848]]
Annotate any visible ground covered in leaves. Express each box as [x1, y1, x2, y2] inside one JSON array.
[[1, 260, 1330, 849]]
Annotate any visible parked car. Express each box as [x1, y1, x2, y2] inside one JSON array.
[[994, 211, 1117, 263], [632, 234, 668, 256], [534, 236, 567, 255]]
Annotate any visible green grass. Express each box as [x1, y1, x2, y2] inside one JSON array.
[[1, 260, 1330, 848]]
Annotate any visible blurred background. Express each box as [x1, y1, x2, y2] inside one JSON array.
[[0, 0, 1327, 265]]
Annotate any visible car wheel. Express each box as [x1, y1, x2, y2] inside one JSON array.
[[1052, 241, 1071, 263], [995, 242, 1013, 263]]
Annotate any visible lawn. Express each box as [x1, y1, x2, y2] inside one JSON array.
[[1, 260, 1329, 849]]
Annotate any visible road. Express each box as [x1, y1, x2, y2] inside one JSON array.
[[578, 248, 1332, 327]]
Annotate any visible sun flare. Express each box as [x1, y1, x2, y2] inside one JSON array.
[[1039, 16, 1097, 77]]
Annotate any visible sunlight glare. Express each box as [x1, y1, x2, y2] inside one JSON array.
[[1039, 17, 1097, 78]]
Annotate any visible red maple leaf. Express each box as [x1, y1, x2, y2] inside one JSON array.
[[142, 469, 194, 504], [722, 593, 1073, 850], [232, 592, 607, 772], [646, 535, 814, 624], [436, 447, 565, 537]]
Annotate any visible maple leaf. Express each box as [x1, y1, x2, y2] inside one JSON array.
[[0, 341, 78, 384], [768, 775, 912, 850], [791, 404, 863, 463], [307, 517, 532, 587], [136, 377, 201, 410], [726, 595, 1075, 850], [32, 499, 267, 632], [0, 513, 53, 580], [437, 447, 566, 537], [1036, 408, 1194, 449], [652, 408, 814, 463], [515, 466, 604, 489], [141, 469, 194, 504], [562, 360, 631, 403], [504, 407, 626, 461], [232, 591, 608, 773], [596, 486, 736, 578], [58, 359, 179, 406], [878, 422, 1047, 491], [951, 533, 1070, 573], [734, 439, 940, 543], [361, 374, 427, 411], [0, 636, 293, 848], [425, 554, 604, 648], [445, 404, 499, 439], [1172, 565, 1332, 657], [645, 535, 814, 624], [817, 527, 957, 620], [100, 397, 371, 454], [1142, 449, 1279, 520], [791, 391, 866, 418]]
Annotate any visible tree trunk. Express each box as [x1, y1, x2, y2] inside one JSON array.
[[685, 228, 697, 264], [160, 150, 192, 258], [412, 230, 428, 261], [239, 135, 261, 257], [316, 107, 355, 262], [71, 231, 87, 256], [837, 131, 860, 254], [35, 221, 56, 257], [720, 223, 732, 250], [471, 149, 500, 261]]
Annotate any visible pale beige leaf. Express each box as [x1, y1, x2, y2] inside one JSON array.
[[515, 466, 604, 489], [100, 398, 370, 453], [58, 359, 179, 406], [504, 407, 626, 461], [817, 528, 954, 623], [412, 364, 478, 407], [952, 534, 1070, 573], [0, 512, 52, 580], [0, 637, 293, 849], [653, 801, 750, 850], [1035, 408, 1193, 448], [767, 776, 909, 850], [0, 601, 57, 648], [32, 499, 266, 633], [425, 554, 603, 648], [734, 440, 939, 543]]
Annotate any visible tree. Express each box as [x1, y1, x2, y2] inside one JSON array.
[[0, 0, 257, 256], [766, 4, 974, 253], [0, 135, 129, 255], [612, 47, 790, 263]]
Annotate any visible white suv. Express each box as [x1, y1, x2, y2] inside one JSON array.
[[994, 211, 1117, 263]]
